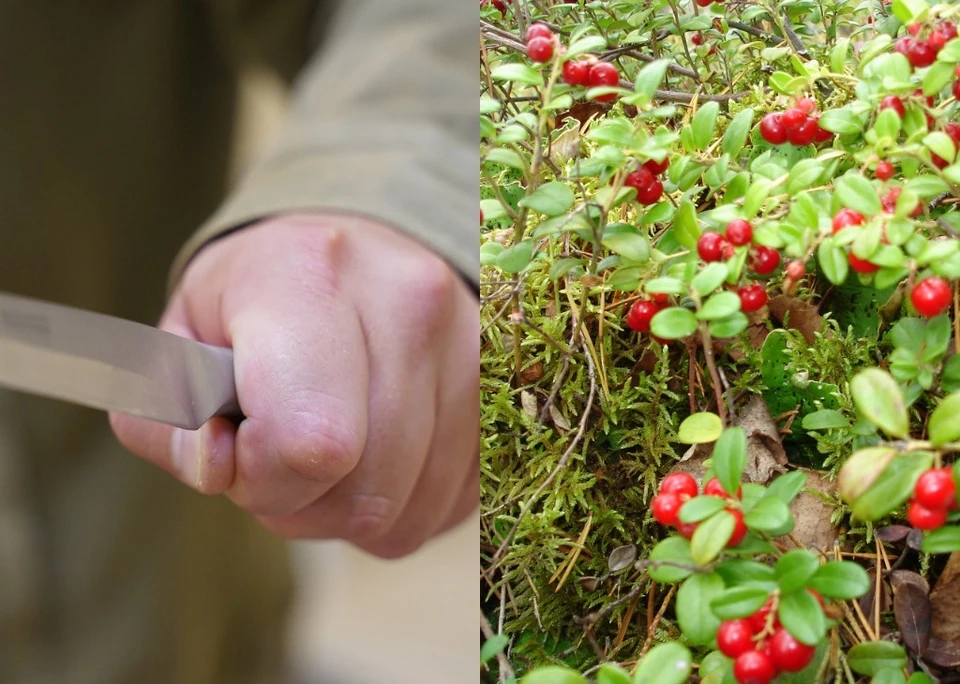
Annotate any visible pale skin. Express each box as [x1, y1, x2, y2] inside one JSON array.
[[110, 213, 480, 559]]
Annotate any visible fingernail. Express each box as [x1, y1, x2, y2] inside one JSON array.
[[172, 427, 204, 489]]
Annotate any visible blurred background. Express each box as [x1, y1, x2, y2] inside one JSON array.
[[233, 69, 476, 684]]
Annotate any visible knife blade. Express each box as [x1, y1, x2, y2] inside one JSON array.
[[0, 290, 240, 429]]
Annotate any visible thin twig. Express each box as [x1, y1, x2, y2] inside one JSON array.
[[698, 321, 727, 425], [481, 611, 516, 683]]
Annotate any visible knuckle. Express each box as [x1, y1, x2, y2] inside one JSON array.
[[273, 411, 362, 484], [343, 493, 401, 542], [403, 254, 456, 328]]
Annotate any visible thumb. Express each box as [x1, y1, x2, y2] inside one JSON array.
[[108, 296, 237, 494]]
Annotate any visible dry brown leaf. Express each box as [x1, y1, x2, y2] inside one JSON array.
[[550, 126, 581, 165], [520, 390, 538, 421], [926, 552, 960, 669], [891, 570, 931, 655], [555, 101, 609, 130], [785, 469, 839, 551], [767, 295, 823, 345], [859, 565, 893, 620], [736, 395, 788, 484], [549, 404, 571, 432], [519, 361, 544, 384]]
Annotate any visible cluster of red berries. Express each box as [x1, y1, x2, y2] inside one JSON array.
[[625, 292, 669, 334], [906, 467, 957, 530], [895, 20, 957, 69], [759, 97, 833, 147], [690, 32, 716, 55], [525, 23, 557, 63], [561, 56, 619, 103], [718, 597, 818, 683], [693, 0, 723, 6], [650, 473, 747, 546], [698, 220, 781, 275], [623, 158, 668, 205]]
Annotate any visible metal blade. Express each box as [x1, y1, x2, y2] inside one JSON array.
[[0, 291, 239, 429]]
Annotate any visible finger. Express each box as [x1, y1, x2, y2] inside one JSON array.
[[433, 449, 480, 538], [218, 226, 370, 516], [109, 299, 237, 494]]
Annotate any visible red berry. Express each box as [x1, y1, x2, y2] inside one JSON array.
[[769, 628, 816, 673], [726, 219, 754, 246], [813, 116, 834, 144], [848, 252, 879, 274], [940, 20, 958, 40], [562, 60, 589, 86], [717, 620, 757, 658], [786, 260, 806, 281], [953, 79, 960, 101], [914, 88, 935, 107], [734, 649, 777, 684], [879, 95, 905, 119], [625, 300, 660, 332], [832, 208, 865, 233], [650, 292, 670, 307], [780, 108, 807, 132], [786, 116, 818, 146], [911, 277, 952, 317], [660, 472, 698, 499], [727, 508, 748, 547], [694, 0, 712, 7], [929, 30, 947, 52], [643, 158, 669, 175], [875, 161, 895, 181], [625, 168, 655, 193], [748, 598, 777, 634], [882, 186, 922, 216], [797, 97, 817, 114], [947, 122, 960, 148], [691, 32, 703, 46], [905, 38, 937, 68], [587, 62, 619, 102], [907, 23, 922, 36], [907, 499, 948, 530], [698, 231, 727, 262], [739, 284, 768, 312], [480, 0, 509, 13], [750, 246, 781, 275], [677, 521, 698, 539], [637, 179, 664, 205], [651, 492, 682, 526], [527, 36, 554, 63], [704, 477, 742, 499], [915, 468, 957, 510], [526, 23, 553, 42], [895, 36, 912, 57], [759, 113, 788, 145]]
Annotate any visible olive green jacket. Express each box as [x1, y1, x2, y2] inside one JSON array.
[[0, 2, 475, 682]]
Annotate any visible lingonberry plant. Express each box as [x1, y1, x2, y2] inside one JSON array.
[[481, 0, 960, 681]]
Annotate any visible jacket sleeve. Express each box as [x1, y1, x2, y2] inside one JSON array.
[[170, 0, 478, 293]]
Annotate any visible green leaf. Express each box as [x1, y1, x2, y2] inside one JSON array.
[[830, 38, 850, 74], [484, 147, 526, 170], [807, 561, 871, 600], [709, 586, 772, 620], [564, 35, 607, 61], [697, 291, 742, 321], [633, 59, 670, 104], [648, 537, 696, 584], [691, 510, 736, 566], [851, 451, 935, 521], [602, 223, 650, 262], [722, 108, 755, 157], [645, 277, 687, 295], [678, 412, 723, 444], [491, 63, 544, 86], [497, 240, 535, 273], [907, 672, 935, 684], [871, 668, 908, 684], [692, 101, 720, 151], [924, 132, 957, 165], [480, 241, 504, 266], [651, 307, 698, 340], [764, 471, 808, 504], [709, 312, 749, 339], [691, 263, 729, 297], [548, 257, 583, 280], [714, 559, 777, 586], [873, 108, 902, 141], [906, 175, 951, 198], [787, 159, 824, 195], [676, 573, 725, 645], [928, 392, 960, 446], [679, 495, 728, 524], [481, 634, 509, 664], [850, 368, 910, 438], [743, 178, 773, 219], [818, 107, 864, 135], [835, 174, 882, 217], [774, 550, 820, 594], [713, 427, 747, 499], [920, 525, 960, 554], [744, 496, 792, 532], [673, 199, 701, 249], [631, 642, 693, 684], [847, 641, 908, 677], [778, 590, 826, 647], [518, 182, 575, 216], [802, 409, 850, 431], [891, 0, 928, 24], [595, 665, 632, 684], [817, 239, 849, 285], [837, 447, 899, 504], [923, 61, 955, 96]]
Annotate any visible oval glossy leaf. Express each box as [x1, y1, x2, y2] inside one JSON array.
[[679, 495, 727, 524], [497, 240, 536, 273], [807, 561, 871, 600], [595, 664, 632, 684], [631, 642, 693, 684], [651, 307, 698, 340], [714, 559, 777, 586], [837, 447, 897, 503], [697, 291, 742, 321], [743, 496, 792, 532], [678, 412, 723, 444], [709, 312, 749, 339], [692, 101, 720, 151], [850, 368, 910, 438], [817, 239, 849, 285], [645, 277, 687, 295], [520, 666, 587, 684], [851, 451, 935, 521], [801, 409, 850, 431], [518, 182, 575, 216], [778, 589, 826, 647], [774, 550, 820, 594], [928, 392, 960, 446], [722, 108, 755, 157], [836, 174, 882, 217], [919, 526, 960, 554], [692, 263, 729, 297], [480, 634, 509, 664], [648, 537, 696, 584], [709, 586, 771, 620], [676, 573, 725, 645], [491, 63, 544, 86], [764, 471, 808, 504], [692, 510, 736, 566], [713, 427, 747, 498], [846, 641, 908, 676], [871, 669, 908, 684], [602, 223, 650, 262]]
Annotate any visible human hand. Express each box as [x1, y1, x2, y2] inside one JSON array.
[[110, 213, 479, 558]]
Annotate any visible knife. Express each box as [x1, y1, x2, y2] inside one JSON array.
[[0, 290, 240, 429]]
